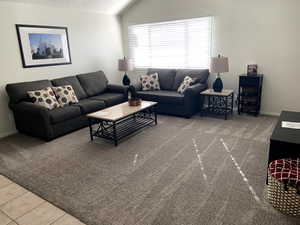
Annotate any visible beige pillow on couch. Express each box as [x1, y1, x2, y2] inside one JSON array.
[[52, 85, 79, 107], [27, 87, 60, 110], [177, 76, 195, 94], [140, 73, 160, 91]]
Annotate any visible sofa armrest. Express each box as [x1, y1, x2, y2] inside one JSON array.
[[11, 102, 50, 118], [106, 84, 128, 94], [10, 102, 53, 140], [182, 83, 208, 117], [184, 83, 207, 97]]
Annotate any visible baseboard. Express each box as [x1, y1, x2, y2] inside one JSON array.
[[260, 111, 280, 117], [0, 130, 16, 139]]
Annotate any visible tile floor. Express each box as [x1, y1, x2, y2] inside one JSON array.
[[0, 175, 86, 225]]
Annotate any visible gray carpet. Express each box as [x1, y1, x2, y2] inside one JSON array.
[[0, 114, 300, 225]]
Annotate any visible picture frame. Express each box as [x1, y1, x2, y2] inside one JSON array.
[[16, 24, 72, 68], [247, 64, 258, 76]]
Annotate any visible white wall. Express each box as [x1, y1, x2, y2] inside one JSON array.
[[0, 1, 124, 137], [120, 0, 300, 116]]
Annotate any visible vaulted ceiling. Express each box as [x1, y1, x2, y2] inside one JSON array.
[[0, 0, 138, 14]]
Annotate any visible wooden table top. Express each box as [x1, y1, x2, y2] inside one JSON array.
[[201, 89, 234, 96], [87, 101, 157, 121]]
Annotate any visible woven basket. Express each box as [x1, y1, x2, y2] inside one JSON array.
[[267, 174, 300, 216], [128, 98, 142, 106]]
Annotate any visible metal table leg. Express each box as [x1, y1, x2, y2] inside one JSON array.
[[112, 122, 118, 146], [88, 118, 94, 141], [231, 93, 234, 115], [225, 96, 228, 120], [154, 107, 158, 125]]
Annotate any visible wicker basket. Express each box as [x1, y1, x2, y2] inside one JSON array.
[[267, 174, 300, 216], [128, 98, 142, 106]]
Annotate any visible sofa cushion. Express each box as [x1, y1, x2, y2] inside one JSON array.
[[51, 76, 87, 100], [172, 69, 209, 90], [27, 87, 60, 110], [49, 105, 82, 124], [137, 90, 184, 105], [77, 71, 108, 97], [74, 99, 106, 114], [147, 69, 176, 90], [6, 80, 52, 104], [90, 93, 125, 107]]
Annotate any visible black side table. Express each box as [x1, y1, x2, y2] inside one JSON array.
[[200, 89, 234, 120], [238, 74, 263, 116]]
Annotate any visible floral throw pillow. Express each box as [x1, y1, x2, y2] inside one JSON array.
[[140, 73, 160, 91], [52, 85, 79, 107], [27, 87, 60, 110], [177, 76, 195, 94]]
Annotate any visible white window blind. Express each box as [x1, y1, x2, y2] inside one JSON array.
[[128, 17, 212, 69]]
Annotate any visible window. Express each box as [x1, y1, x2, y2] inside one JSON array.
[[128, 17, 212, 69]]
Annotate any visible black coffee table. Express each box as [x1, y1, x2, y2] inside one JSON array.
[[267, 111, 300, 183], [268, 111, 300, 164]]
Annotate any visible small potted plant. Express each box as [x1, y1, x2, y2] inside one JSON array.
[[127, 85, 141, 106]]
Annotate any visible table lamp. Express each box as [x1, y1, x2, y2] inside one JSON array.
[[119, 57, 133, 86], [210, 55, 229, 92]]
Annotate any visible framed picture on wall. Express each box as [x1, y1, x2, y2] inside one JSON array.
[[247, 64, 258, 76], [16, 24, 72, 68]]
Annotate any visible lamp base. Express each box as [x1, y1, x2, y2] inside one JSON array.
[[213, 77, 223, 92], [122, 74, 131, 86]]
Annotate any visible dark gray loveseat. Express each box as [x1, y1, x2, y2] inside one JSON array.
[[6, 71, 127, 141], [135, 69, 209, 118]]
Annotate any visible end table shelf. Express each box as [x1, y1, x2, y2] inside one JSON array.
[[200, 89, 234, 120]]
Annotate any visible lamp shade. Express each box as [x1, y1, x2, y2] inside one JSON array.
[[118, 58, 134, 72], [210, 56, 229, 73]]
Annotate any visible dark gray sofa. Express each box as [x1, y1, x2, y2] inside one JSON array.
[[6, 71, 127, 141], [135, 69, 209, 118]]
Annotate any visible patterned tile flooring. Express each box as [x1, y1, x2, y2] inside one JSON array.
[[0, 175, 86, 225]]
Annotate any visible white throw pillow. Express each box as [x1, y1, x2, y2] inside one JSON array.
[[140, 73, 161, 91], [177, 76, 194, 94]]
